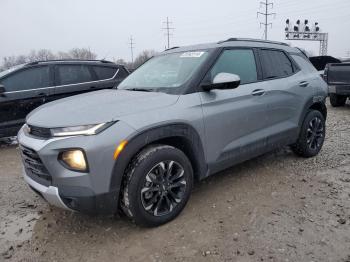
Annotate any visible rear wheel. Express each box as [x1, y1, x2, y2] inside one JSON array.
[[291, 110, 325, 158], [329, 94, 347, 107], [121, 145, 193, 227]]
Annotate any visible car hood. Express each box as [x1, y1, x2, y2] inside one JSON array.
[[27, 89, 179, 128]]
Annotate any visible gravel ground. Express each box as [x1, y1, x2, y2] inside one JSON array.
[[1, 102, 350, 262]]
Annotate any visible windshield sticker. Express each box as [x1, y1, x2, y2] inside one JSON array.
[[180, 51, 205, 58]]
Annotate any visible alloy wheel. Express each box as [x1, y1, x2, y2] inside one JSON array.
[[306, 116, 324, 151], [141, 161, 187, 217]]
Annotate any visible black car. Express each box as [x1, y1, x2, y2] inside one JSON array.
[[0, 60, 129, 138], [325, 62, 350, 107]]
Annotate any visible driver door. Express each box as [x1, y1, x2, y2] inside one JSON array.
[[199, 48, 271, 173]]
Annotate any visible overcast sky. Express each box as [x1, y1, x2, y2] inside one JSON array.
[[1, 0, 350, 61]]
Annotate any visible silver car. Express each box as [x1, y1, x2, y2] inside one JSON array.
[[18, 38, 328, 227]]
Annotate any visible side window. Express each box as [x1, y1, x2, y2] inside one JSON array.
[[259, 49, 294, 79], [117, 67, 129, 78], [292, 55, 318, 74], [92, 66, 117, 80], [57, 65, 93, 85], [0, 66, 50, 92], [210, 49, 258, 85]]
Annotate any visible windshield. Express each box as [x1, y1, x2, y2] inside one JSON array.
[[0, 64, 26, 78], [119, 51, 209, 91]]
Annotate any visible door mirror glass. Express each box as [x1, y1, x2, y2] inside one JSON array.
[[0, 84, 5, 94], [203, 73, 241, 91]]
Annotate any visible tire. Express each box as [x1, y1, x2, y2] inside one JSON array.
[[291, 110, 326, 158], [329, 94, 347, 107], [121, 144, 193, 227]]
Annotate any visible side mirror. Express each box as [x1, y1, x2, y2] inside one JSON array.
[[202, 73, 241, 91], [0, 84, 5, 96]]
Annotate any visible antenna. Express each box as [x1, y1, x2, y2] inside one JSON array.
[[162, 17, 175, 49], [129, 36, 135, 64], [257, 0, 276, 40]]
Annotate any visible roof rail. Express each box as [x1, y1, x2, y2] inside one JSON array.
[[26, 59, 114, 66], [218, 38, 289, 46]]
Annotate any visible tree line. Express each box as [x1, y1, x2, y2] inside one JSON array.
[[0, 48, 157, 72]]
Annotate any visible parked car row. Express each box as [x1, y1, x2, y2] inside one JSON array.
[[17, 38, 329, 226], [0, 60, 129, 138]]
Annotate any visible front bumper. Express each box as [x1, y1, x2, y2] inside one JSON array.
[[18, 121, 136, 214], [23, 169, 71, 210]]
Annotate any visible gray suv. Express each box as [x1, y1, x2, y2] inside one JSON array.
[[18, 38, 328, 227]]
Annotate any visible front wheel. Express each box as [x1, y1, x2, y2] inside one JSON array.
[[291, 110, 326, 158], [121, 145, 193, 227]]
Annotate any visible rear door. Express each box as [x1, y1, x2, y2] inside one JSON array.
[[200, 48, 271, 173], [53, 64, 95, 100], [0, 65, 52, 135], [258, 49, 313, 147]]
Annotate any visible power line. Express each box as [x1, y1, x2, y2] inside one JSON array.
[[128, 36, 135, 63], [257, 0, 276, 40], [162, 17, 175, 49]]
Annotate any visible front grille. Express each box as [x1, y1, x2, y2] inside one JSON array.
[[20, 145, 51, 186], [28, 125, 51, 139]]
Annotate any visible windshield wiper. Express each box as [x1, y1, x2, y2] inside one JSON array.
[[124, 88, 154, 92]]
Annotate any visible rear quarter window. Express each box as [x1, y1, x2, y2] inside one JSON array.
[[117, 67, 129, 78], [292, 55, 318, 74], [260, 49, 294, 79], [92, 66, 118, 80]]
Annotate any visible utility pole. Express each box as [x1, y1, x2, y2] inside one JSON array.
[[257, 0, 276, 40], [162, 17, 175, 49], [129, 36, 135, 64]]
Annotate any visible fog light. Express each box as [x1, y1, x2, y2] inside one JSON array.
[[60, 150, 88, 172]]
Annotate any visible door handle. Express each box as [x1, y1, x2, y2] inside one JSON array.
[[36, 93, 47, 97], [251, 89, 265, 96], [299, 81, 309, 87], [90, 86, 96, 89]]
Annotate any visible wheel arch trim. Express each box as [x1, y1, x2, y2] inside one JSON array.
[[300, 97, 327, 124], [109, 123, 208, 193]]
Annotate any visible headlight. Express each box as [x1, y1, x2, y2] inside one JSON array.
[[59, 149, 88, 172], [50, 122, 115, 137]]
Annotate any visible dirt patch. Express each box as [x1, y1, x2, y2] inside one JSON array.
[[1, 103, 350, 262]]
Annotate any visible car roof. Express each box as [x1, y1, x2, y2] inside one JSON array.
[[162, 38, 300, 55]]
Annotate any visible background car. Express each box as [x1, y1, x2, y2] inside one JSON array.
[[0, 60, 129, 138], [325, 62, 350, 107]]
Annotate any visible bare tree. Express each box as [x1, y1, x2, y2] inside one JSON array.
[[27, 49, 55, 62], [0, 48, 98, 71], [1, 55, 27, 71], [114, 58, 127, 65], [68, 48, 97, 60], [56, 51, 71, 59]]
